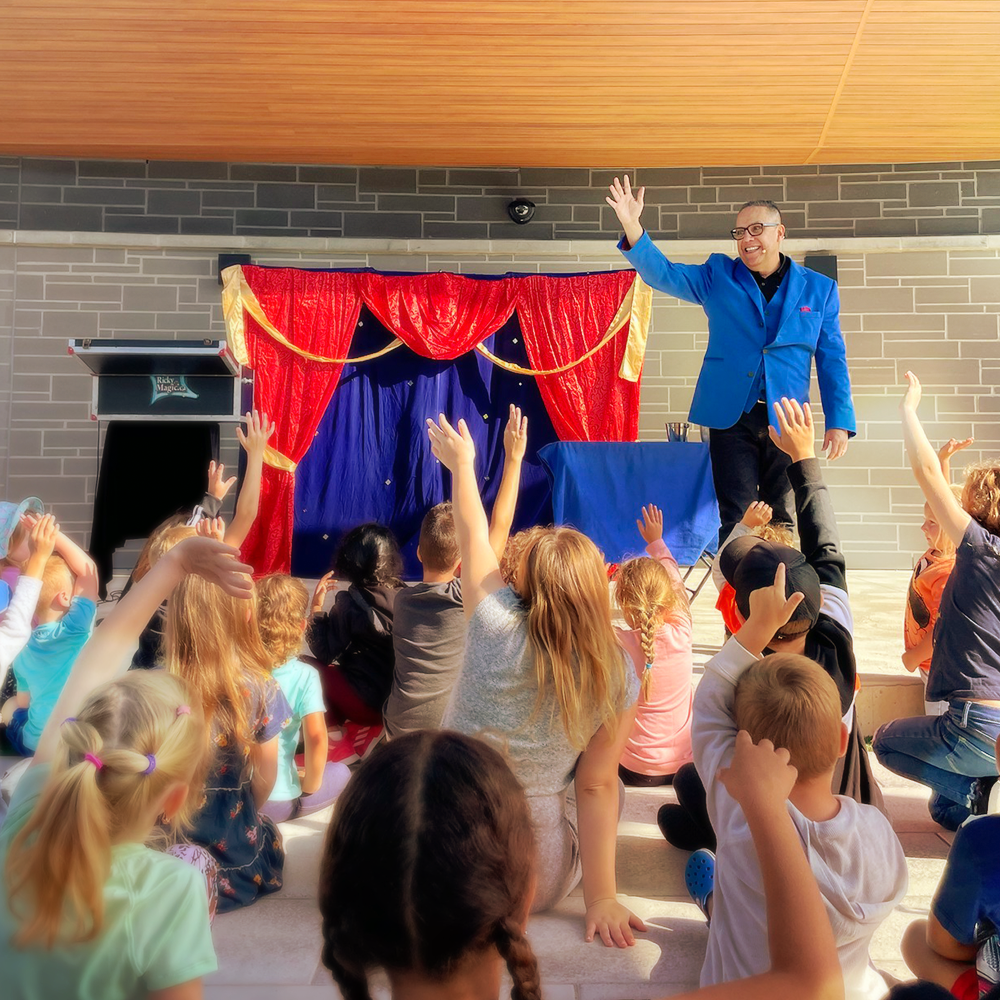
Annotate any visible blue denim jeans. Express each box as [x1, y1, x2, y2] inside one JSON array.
[[873, 700, 1000, 829]]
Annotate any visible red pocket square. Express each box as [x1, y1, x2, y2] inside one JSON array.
[[800, 306, 812, 312]]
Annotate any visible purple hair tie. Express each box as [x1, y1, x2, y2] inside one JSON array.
[[62, 717, 77, 725], [83, 753, 103, 771], [143, 754, 157, 776]]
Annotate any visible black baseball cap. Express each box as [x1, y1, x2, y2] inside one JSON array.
[[719, 535, 822, 630]]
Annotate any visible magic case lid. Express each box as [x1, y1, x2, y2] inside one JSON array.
[[68, 339, 240, 377]]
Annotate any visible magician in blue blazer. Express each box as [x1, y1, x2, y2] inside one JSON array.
[[607, 175, 856, 544]]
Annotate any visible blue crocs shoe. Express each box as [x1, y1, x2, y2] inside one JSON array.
[[685, 848, 715, 924]]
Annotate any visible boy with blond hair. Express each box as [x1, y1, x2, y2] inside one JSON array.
[[692, 561, 907, 1000], [3, 527, 98, 756]]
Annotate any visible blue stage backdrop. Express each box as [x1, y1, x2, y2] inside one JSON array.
[[292, 306, 557, 579]]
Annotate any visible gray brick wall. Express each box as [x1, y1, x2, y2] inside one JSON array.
[[3, 157, 1000, 241], [1, 232, 999, 571]]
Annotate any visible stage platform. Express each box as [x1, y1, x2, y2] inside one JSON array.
[[0, 569, 947, 998]]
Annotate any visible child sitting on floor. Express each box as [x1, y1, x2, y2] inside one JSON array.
[[875, 372, 1000, 830], [384, 404, 527, 739], [902, 437, 971, 715], [307, 522, 403, 758], [256, 573, 351, 823], [319, 728, 844, 1000], [0, 534, 251, 1000], [901, 730, 1000, 1000], [688, 562, 907, 1000], [3, 524, 99, 757], [614, 502, 693, 787]]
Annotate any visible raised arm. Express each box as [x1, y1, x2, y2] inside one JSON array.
[[225, 410, 276, 550], [32, 537, 253, 767], [606, 174, 646, 249], [900, 372, 970, 547], [669, 733, 843, 1000], [636, 503, 689, 616], [938, 436, 974, 486], [427, 415, 504, 618], [488, 404, 527, 560], [46, 520, 99, 603]]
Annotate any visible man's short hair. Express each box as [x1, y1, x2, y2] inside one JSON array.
[[734, 653, 842, 780], [738, 199, 782, 223], [36, 554, 74, 617], [418, 502, 459, 572]]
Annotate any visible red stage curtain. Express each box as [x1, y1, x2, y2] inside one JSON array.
[[516, 271, 641, 441], [240, 267, 363, 572], [357, 272, 518, 359]]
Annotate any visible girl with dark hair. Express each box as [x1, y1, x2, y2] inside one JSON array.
[[318, 729, 845, 1000], [306, 523, 403, 750]]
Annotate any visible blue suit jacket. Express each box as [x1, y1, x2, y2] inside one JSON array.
[[621, 233, 856, 433]]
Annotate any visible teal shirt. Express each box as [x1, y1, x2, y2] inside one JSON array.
[[268, 657, 326, 803], [0, 765, 218, 999], [12, 597, 97, 751]]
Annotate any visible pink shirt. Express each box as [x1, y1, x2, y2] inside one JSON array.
[[617, 539, 695, 776]]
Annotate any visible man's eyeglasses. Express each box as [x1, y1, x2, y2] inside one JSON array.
[[731, 222, 780, 239]]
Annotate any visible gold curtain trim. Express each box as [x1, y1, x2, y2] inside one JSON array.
[[220, 264, 403, 365], [474, 275, 651, 379], [264, 446, 297, 473]]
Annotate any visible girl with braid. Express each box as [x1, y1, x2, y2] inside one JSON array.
[[614, 503, 694, 787], [0, 534, 254, 999], [319, 729, 845, 1000]]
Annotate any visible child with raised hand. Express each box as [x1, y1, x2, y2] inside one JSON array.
[[256, 573, 351, 823], [0, 497, 44, 612], [306, 522, 403, 758], [875, 373, 1000, 829], [902, 437, 972, 715], [318, 728, 844, 1000], [4, 519, 101, 757], [225, 409, 275, 549], [614, 502, 694, 786], [427, 413, 644, 950], [691, 563, 906, 1000], [385, 404, 528, 739], [0, 534, 253, 1000]]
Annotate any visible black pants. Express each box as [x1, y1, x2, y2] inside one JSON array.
[[656, 762, 716, 853], [708, 402, 793, 548]]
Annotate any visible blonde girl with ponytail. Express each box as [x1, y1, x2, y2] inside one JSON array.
[[0, 534, 253, 1000], [614, 503, 694, 788], [427, 412, 646, 950]]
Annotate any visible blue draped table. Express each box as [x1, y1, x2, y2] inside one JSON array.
[[537, 441, 719, 565]]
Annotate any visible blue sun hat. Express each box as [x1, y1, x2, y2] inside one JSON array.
[[0, 497, 44, 559]]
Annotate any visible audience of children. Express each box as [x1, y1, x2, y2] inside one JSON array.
[[319, 728, 845, 1000], [6, 379, 1000, 999], [384, 404, 527, 739], [428, 412, 644, 948], [256, 573, 351, 823], [0, 533, 253, 999], [613, 502, 694, 786], [2, 520, 100, 757], [902, 437, 971, 716]]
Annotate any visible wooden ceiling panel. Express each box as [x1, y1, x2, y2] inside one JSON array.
[[1, 0, 998, 167]]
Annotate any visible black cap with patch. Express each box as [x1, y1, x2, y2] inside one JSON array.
[[719, 534, 822, 629]]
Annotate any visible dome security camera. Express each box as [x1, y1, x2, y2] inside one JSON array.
[[507, 198, 536, 225]]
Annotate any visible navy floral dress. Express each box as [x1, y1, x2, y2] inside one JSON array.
[[189, 675, 292, 913]]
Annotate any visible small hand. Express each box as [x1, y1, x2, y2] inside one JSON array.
[[745, 563, 804, 641], [740, 501, 773, 530], [605, 174, 645, 229], [900, 371, 922, 413], [636, 503, 664, 544], [236, 410, 276, 458], [938, 436, 974, 463], [900, 648, 922, 673], [767, 397, 816, 462], [207, 460, 237, 501], [717, 731, 798, 816], [170, 537, 255, 599], [584, 898, 647, 948], [195, 516, 226, 542], [426, 414, 476, 473], [503, 404, 529, 463], [822, 428, 849, 462], [312, 570, 336, 612], [27, 514, 58, 561]]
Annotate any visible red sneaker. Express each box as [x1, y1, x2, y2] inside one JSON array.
[[326, 728, 359, 766], [348, 722, 384, 762]]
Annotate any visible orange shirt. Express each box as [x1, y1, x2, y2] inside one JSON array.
[[904, 547, 956, 674]]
